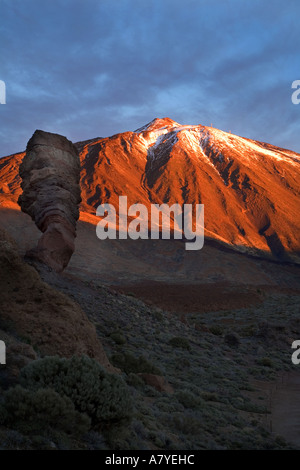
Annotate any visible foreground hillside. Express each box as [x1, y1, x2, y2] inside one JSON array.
[[0, 236, 299, 449]]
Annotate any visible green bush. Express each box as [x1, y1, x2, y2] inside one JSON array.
[[236, 400, 268, 414], [110, 352, 162, 375], [224, 332, 240, 347], [20, 355, 133, 424], [0, 385, 90, 436], [209, 325, 223, 336], [257, 357, 273, 368], [201, 391, 219, 402], [175, 390, 202, 409], [110, 332, 126, 345], [240, 325, 256, 337], [170, 413, 202, 436], [126, 373, 145, 388], [168, 336, 191, 350]]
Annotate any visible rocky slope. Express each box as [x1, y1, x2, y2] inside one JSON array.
[[0, 228, 114, 374]]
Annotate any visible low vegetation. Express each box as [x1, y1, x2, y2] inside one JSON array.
[[0, 280, 299, 450]]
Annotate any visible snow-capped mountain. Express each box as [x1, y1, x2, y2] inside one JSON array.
[[1, 117, 300, 262]]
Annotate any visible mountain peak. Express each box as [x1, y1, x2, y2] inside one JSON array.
[[134, 117, 181, 133]]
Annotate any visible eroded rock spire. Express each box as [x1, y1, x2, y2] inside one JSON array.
[[18, 130, 81, 272]]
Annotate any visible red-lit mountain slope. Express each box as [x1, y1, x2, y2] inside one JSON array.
[[1, 118, 300, 263]]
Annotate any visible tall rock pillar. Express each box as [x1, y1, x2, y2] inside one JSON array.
[[18, 130, 81, 272]]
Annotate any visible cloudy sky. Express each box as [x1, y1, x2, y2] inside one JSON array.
[[1, 0, 299, 157]]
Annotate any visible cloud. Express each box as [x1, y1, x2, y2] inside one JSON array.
[[1, 0, 300, 156]]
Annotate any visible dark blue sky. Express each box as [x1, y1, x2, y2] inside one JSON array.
[[1, 0, 299, 157]]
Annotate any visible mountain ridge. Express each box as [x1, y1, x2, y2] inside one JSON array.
[[0, 117, 299, 263]]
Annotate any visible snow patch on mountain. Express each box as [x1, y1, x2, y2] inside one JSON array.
[[135, 118, 300, 172], [176, 128, 201, 151], [243, 139, 300, 165], [147, 131, 179, 165]]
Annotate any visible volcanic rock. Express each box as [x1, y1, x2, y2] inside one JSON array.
[[18, 130, 81, 272]]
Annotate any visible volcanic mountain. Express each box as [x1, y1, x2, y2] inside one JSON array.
[[0, 118, 300, 297], [2, 118, 299, 258], [76, 117, 300, 262]]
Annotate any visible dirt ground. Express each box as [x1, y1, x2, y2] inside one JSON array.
[[271, 373, 300, 447], [113, 281, 300, 314], [249, 373, 300, 448]]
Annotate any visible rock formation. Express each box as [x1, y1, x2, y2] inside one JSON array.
[[18, 130, 81, 272]]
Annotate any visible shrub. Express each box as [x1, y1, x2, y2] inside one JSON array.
[[224, 333, 240, 347], [110, 352, 162, 375], [209, 325, 223, 336], [153, 310, 164, 322], [236, 400, 268, 414], [0, 385, 90, 436], [168, 336, 191, 350], [110, 332, 126, 345], [156, 397, 184, 413], [20, 355, 133, 424], [240, 324, 256, 337], [257, 357, 273, 368], [126, 373, 145, 388], [175, 390, 202, 409], [127, 292, 136, 298], [170, 412, 202, 436], [201, 391, 219, 402]]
